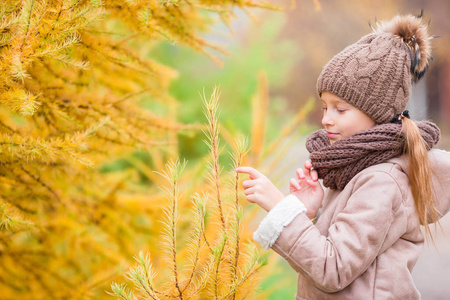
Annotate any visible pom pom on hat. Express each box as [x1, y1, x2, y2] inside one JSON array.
[[374, 12, 433, 81], [317, 13, 435, 124]]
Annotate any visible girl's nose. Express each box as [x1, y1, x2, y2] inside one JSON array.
[[322, 111, 334, 127]]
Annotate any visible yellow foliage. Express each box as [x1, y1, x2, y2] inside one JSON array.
[[110, 89, 266, 300], [0, 0, 287, 299]]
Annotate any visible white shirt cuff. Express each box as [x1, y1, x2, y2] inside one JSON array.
[[253, 194, 307, 249]]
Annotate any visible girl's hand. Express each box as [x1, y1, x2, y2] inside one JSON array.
[[290, 160, 324, 219], [236, 166, 285, 212]]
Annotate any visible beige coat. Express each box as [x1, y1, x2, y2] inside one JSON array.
[[271, 149, 450, 299]]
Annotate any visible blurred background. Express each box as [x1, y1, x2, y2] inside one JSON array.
[[160, 0, 450, 160]]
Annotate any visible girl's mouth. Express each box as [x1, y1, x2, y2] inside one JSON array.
[[327, 132, 339, 138]]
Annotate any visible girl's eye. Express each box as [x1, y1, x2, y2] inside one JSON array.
[[337, 109, 346, 113], [322, 107, 327, 111]]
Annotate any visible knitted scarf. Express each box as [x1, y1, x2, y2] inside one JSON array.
[[305, 121, 441, 190]]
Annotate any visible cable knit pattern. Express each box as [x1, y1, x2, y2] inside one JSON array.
[[306, 121, 440, 190], [317, 33, 411, 124], [317, 15, 434, 125], [253, 194, 307, 249]]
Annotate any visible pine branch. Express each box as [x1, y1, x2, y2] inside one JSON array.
[[183, 254, 216, 299], [203, 230, 214, 255], [48, 52, 90, 69], [78, 40, 149, 74], [18, 0, 36, 52], [201, 87, 226, 230], [181, 193, 207, 293], [108, 283, 139, 300], [157, 158, 187, 299], [122, 252, 160, 300], [34, 32, 81, 57], [0, 201, 34, 232], [38, 58, 88, 87], [0, 87, 41, 116], [213, 232, 228, 300], [229, 136, 249, 299], [221, 246, 266, 300]]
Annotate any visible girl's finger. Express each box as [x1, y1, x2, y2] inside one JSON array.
[[311, 169, 318, 182], [306, 179, 319, 188], [304, 166, 310, 178], [242, 180, 255, 189], [304, 160, 312, 170], [290, 178, 301, 190], [244, 187, 255, 195], [245, 194, 256, 203], [296, 168, 305, 180], [236, 166, 264, 180]]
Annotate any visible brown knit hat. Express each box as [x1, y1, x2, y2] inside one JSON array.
[[317, 14, 434, 124]]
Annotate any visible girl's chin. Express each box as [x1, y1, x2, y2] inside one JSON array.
[[328, 137, 341, 144]]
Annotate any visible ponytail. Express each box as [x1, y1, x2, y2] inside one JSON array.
[[401, 116, 438, 240]]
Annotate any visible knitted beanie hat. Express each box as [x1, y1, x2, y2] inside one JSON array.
[[317, 14, 433, 124]]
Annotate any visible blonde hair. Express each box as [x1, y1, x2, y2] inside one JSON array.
[[401, 116, 438, 240]]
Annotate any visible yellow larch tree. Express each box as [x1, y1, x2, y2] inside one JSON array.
[[0, 0, 285, 299]]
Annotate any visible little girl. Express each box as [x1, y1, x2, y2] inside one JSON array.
[[237, 14, 450, 299]]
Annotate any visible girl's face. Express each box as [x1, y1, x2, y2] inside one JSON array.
[[321, 92, 376, 144]]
